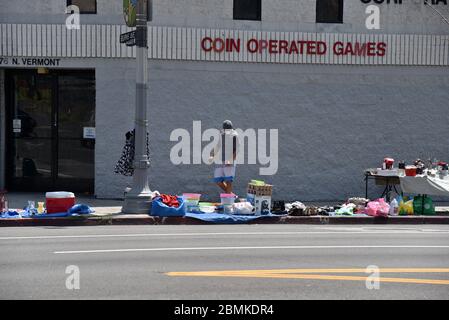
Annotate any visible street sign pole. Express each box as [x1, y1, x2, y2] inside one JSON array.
[[122, 0, 152, 214]]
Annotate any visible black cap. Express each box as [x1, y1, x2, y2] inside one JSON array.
[[223, 120, 233, 130]]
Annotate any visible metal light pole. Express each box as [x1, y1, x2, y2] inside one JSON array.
[[122, 0, 152, 214]]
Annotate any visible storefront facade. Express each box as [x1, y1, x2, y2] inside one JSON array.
[[1, 0, 449, 201]]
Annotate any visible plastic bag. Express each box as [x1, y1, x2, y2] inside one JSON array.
[[335, 204, 354, 216], [399, 199, 414, 216], [151, 196, 186, 217], [377, 198, 390, 217], [68, 204, 95, 215], [365, 199, 390, 217], [413, 196, 435, 215], [233, 202, 254, 215]]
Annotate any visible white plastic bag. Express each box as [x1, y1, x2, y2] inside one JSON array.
[[233, 202, 254, 215]]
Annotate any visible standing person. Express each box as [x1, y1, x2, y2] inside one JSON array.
[[209, 120, 239, 194]]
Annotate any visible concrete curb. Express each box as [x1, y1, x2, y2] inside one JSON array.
[[1, 215, 449, 227]]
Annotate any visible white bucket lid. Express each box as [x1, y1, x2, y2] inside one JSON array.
[[46, 191, 75, 198]]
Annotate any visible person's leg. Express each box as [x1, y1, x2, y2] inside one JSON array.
[[213, 166, 227, 192], [216, 181, 227, 192], [225, 181, 233, 194], [222, 165, 236, 194]]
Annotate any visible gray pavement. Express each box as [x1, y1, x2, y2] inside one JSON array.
[[0, 224, 449, 300]]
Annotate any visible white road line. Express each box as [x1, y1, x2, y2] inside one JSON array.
[[1, 230, 449, 240], [54, 245, 449, 255]]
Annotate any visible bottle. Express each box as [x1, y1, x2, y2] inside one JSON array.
[[389, 198, 399, 216], [0, 190, 7, 212], [37, 202, 45, 214]]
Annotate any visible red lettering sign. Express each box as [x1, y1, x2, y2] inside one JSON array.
[[201, 37, 387, 58]]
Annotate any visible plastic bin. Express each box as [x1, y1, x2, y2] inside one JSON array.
[[220, 194, 237, 205], [405, 166, 417, 177], [183, 194, 201, 211]]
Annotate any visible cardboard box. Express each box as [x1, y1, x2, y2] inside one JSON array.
[[247, 183, 273, 196], [247, 193, 271, 216]]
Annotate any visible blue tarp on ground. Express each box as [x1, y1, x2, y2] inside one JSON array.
[[0, 204, 95, 219], [184, 212, 283, 224]]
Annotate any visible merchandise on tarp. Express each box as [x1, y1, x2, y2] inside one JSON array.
[[317, 206, 334, 216], [221, 193, 237, 214], [347, 197, 369, 213], [46, 192, 75, 214], [285, 202, 306, 216], [198, 202, 217, 213], [199, 205, 216, 213], [413, 196, 435, 215], [0, 204, 95, 219], [271, 200, 286, 214], [247, 181, 273, 215], [182, 193, 201, 212], [399, 199, 414, 216], [159, 194, 180, 208], [68, 204, 95, 215], [304, 206, 319, 216], [151, 196, 186, 217], [0, 210, 21, 219], [233, 201, 254, 215], [389, 198, 399, 216], [335, 203, 355, 216], [365, 198, 389, 217], [37, 201, 45, 214], [347, 197, 369, 206]]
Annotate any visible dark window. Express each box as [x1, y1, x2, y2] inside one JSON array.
[[233, 0, 262, 21], [316, 0, 343, 24], [67, 0, 97, 14]]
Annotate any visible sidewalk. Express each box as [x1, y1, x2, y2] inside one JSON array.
[[1, 192, 449, 227]]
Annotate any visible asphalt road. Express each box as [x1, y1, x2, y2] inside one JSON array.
[[0, 224, 448, 300]]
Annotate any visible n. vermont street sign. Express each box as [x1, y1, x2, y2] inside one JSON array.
[[120, 30, 136, 47]]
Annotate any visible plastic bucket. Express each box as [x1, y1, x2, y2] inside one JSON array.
[[220, 194, 236, 206], [182, 193, 201, 200], [182, 194, 201, 207], [405, 166, 417, 177]]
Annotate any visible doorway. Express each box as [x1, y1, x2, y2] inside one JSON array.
[[5, 69, 95, 193]]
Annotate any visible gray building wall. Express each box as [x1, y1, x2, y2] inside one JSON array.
[[96, 59, 449, 201], [1, 0, 449, 200], [1, 0, 449, 34]]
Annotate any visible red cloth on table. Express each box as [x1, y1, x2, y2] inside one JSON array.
[[159, 194, 180, 208]]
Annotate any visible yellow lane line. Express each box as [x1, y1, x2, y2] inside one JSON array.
[[166, 268, 449, 285], [169, 273, 449, 286], [167, 268, 449, 276]]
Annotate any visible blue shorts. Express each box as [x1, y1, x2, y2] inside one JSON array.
[[213, 165, 236, 183]]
